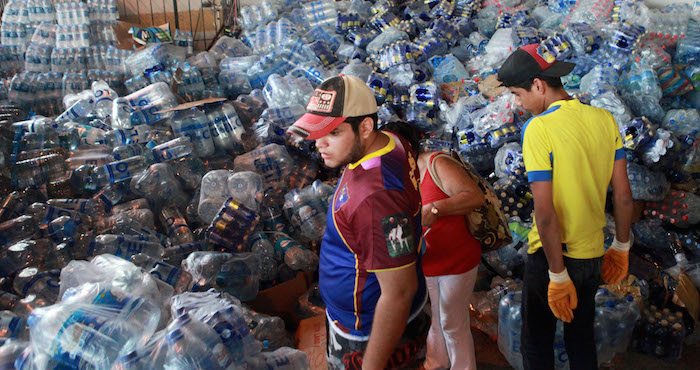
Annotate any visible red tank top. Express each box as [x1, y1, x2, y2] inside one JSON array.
[[420, 153, 481, 277]]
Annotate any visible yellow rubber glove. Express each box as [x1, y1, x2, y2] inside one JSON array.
[[548, 268, 578, 323], [602, 237, 631, 284]]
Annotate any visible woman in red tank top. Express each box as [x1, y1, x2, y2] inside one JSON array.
[[419, 151, 485, 370]]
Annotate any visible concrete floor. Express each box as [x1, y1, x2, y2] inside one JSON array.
[[472, 328, 700, 370]]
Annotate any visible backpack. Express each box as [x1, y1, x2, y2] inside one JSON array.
[[427, 150, 513, 252]]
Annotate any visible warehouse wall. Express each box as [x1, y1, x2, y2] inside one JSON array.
[[114, 0, 695, 49], [117, 0, 219, 49]]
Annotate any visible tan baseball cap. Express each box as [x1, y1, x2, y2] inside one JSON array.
[[286, 74, 378, 140]]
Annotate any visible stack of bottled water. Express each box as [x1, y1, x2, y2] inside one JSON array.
[[631, 305, 686, 360], [0, 0, 699, 366], [173, 29, 194, 56], [498, 288, 642, 369]]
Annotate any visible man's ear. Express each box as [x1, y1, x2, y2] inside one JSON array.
[[358, 117, 374, 139], [533, 78, 546, 95]]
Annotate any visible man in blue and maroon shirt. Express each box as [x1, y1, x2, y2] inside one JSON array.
[[288, 75, 428, 370]]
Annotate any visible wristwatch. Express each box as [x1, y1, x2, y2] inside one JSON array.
[[430, 203, 439, 217]]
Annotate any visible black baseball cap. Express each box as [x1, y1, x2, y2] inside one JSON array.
[[497, 44, 576, 87]]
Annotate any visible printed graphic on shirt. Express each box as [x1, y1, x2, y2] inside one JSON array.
[[307, 89, 336, 113], [334, 185, 349, 212], [382, 214, 414, 258]]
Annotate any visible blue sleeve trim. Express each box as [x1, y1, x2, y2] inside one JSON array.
[[549, 152, 553, 168], [521, 117, 533, 144], [528, 170, 553, 182], [614, 148, 625, 160]]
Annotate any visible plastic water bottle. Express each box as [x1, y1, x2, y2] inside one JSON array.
[[662, 109, 700, 138], [27, 289, 158, 369], [107, 217, 168, 246], [268, 232, 319, 272], [91, 80, 117, 118], [247, 232, 278, 281], [204, 102, 246, 153], [506, 291, 523, 369], [164, 326, 228, 369], [10, 154, 66, 189], [46, 198, 107, 216], [595, 300, 619, 364], [183, 252, 261, 301], [129, 163, 189, 207], [0, 216, 40, 248], [55, 96, 94, 122], [284, 188, 326, 242], [91, 234, 164, 260], [169, 108, 215, 158], [162, 242, 205, 266], [12, 268, 60, 303], [233, 144, 295, 190], [125, 82, 179, 112], [103, 127, 151, 146], [147, 137, 194, 163], [198, 170, 234, 224], [497, 291, 513, 358], [0, 239, 51, 278], [616, 295, 641, 353], [130, 254, 194, 293], [110, 143, 146, 161], [70, 156, 148, 192], [159, 206, 195, 246], [626, 162, 670, 202], [63, 121, 107, 146], [227, 171, 263, 212]]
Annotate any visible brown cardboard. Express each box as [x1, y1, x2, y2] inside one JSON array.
[[672, 271, 699, 324], [112, 21, 141, 50], [478, 74, 507, 98], [156, 97, 227, 114], [295, 315, 329, 370], [248, 272, 310, 328]]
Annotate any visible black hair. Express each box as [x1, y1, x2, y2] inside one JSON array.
[[381, 121, 422, 156], [344, 113, 378, 134], [512, 75, 564, 90]]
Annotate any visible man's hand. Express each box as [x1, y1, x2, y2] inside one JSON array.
[[602, 237, 631, 284], [548, 268, 578, 323], [421, 203, 438, 227]]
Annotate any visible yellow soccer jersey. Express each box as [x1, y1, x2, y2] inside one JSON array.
[[522, 99, 624, 259]]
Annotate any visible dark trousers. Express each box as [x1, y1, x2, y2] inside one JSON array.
[[521, 248, 602, 370]]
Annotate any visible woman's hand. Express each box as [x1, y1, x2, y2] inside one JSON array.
[[422, 203, 438, 228]]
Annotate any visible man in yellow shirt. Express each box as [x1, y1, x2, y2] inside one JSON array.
[[497, 45, 635, 370]]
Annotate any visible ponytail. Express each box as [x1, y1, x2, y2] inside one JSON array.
[[381, 121, 423, 156]]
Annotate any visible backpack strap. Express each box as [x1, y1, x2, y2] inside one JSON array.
[[427, 152, 464, 195]]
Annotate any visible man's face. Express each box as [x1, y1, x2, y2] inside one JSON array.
[[315, 122, 365, 168], [509, 85, 545, 115]]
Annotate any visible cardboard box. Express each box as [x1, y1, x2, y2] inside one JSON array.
[[478, 74, 507, 98], [295, 315, 329, 370], [112, 21, 141, 50], [248, 272, 311, 329]]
